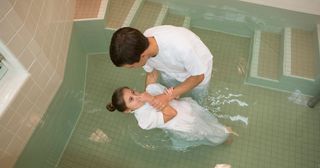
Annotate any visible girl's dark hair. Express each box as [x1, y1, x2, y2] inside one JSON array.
[[109, 27, 149, 67], [106, 87, 129, 112]]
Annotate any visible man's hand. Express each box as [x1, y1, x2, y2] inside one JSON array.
[[150, 93, 171, 110]]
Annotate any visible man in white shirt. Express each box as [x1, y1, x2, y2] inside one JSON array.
[[109, 25, 213, 109]]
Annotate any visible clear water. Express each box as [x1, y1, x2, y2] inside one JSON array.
[[57, 28, 320, 168]]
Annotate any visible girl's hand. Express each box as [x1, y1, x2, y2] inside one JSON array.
[[164, 87, 179, 99], [164, 87, 174, 97], [138, 92, 154, 103]]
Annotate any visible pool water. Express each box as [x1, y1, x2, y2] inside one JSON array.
[[57, 28, 320, 168]]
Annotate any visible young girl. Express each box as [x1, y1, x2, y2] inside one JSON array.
[[107, 83, 237, 150]]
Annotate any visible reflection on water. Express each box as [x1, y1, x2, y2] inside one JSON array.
[[288, 89, 309, 106], [89, 128, 112, 143], [205, 88, 249, 126]]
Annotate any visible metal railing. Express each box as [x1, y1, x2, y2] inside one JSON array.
[[0, 53, 8, 80], [307, 91, 320, 108], [0, 53, 4, 62]]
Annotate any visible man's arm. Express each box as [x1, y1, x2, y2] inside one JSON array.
[[150, 74, 204, 110], [170, 74, 204, 98], [161, 105, 177, 123], [145, 70, 159, 87]]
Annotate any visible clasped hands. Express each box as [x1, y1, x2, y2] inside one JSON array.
[[138, 88, 175, 110]]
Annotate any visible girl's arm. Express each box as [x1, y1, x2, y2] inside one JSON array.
[[139, 92, 177, 123], [161, 105, 177, 123]]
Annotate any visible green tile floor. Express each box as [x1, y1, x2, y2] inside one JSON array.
[[57, 28, 320, 168]]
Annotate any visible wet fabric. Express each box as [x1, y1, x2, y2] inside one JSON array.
[[133, 83, 228, 151]]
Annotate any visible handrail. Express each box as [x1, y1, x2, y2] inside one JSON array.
[[307, 91, 320, 108], [0, 53, 4, 62]]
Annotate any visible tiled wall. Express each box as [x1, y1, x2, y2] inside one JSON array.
[[0, 0, 75, 167]]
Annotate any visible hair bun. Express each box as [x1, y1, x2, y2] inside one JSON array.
[[106, 103, 116, 112]]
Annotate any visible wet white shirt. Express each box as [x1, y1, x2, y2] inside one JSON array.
[[133, 84, 165, 130], [143, 25, 213, 86], [133, 83, 228, 150]]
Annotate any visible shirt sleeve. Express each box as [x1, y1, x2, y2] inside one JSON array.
[[134, 83, 167, 130], [146, 83, 166, 95], [143, 63, 154, 73], [183, 47, 206, 76], [134, 104, 164, 130]]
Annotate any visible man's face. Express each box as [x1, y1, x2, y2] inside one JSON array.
[[122, 54, 148, 68], [122, 61, 144, 68]]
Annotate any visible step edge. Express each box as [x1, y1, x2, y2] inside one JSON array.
[[154, 5, 169, 26], [183, 16, 191, 28], [122, 0, 144, 27], [283, 27, 292, 76], [249, 30, 261, 77]]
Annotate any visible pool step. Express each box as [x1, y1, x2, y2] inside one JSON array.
[[105, 0, 143, 30], [131, 1, 168, 32], [250, 31, 281, 82], [74, 0, 108, 21], [104, 0, 191, 31], [163, 11, 190, 28], [73, 0, 192, 53], [247, 25, 320, 95], [283, 28, 318, 81]]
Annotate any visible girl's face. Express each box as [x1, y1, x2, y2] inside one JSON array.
[[122, 88, 144, 112]]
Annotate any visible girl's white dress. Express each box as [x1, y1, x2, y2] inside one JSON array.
[[133, 83, 228, 150]]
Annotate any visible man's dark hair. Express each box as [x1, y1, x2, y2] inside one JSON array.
[[109, 27, 149, 67]]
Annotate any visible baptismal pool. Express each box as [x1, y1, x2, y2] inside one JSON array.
[[15, 0, 320, 168], [58, 28, 319, 168]]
